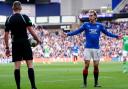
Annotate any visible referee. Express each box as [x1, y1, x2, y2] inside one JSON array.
[[4, 1, 40, 89]]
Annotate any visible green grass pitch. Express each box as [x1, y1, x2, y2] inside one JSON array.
[[0, 62, 128, 89]]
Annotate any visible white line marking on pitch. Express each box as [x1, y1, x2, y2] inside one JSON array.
[[39, 76, 113, 83]]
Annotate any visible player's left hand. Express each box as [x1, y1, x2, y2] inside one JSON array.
[[117, 34, 123, 39]]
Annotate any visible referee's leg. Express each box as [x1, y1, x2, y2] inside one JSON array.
[[26, 60, 37, 89], [14, 61, 21, 89]]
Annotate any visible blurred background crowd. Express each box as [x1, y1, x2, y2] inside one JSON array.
[[0, 21, 128, 63], [0, 0, 128, 63]]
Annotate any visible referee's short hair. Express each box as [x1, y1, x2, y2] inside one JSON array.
[[12, 1, 22, 11]]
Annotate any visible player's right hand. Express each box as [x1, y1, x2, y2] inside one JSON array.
[[62, 32, 68, 38]]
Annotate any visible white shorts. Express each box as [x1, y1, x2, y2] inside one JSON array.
[[72, 52, 78, 56], [123, 50, 128, 57], [84, 48, 101, 61]]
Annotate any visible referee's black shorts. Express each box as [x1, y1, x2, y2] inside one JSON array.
[[12, 39, 33, 62]]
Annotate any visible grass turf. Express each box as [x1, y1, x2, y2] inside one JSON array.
[[0, 62, 128, 89]]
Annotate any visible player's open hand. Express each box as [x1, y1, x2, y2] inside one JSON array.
[[62, 32, 68, 38], [117, 34, 123, 40]]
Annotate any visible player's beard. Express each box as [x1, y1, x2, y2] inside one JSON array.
[[89, 19, 96, 23]]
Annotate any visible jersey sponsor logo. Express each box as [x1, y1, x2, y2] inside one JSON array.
[[89, 29, 98, 34]]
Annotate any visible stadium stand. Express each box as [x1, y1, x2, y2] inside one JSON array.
[[0, 0, 128, 63]]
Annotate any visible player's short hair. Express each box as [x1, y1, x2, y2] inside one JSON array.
[[12, 1, 22, 11], [88, 10, 97, 18]]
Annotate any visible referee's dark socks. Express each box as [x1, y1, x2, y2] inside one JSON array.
[[28, 68, 36, 89], [93, 67, 99, 85], [14, 69, 20, 89], [83, 69, 88, 86]]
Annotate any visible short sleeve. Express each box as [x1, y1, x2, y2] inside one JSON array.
[[23, 14, 32, 26], [5, 17, 10, 32]]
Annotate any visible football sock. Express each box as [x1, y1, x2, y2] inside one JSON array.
[[83, 69, 88, 85], [14, 69, 20, 89], [28, 68, 36, 88], [93, 67, 99, 85]]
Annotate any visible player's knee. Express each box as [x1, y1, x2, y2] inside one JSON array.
[[84, 64, 89, 69], [94, 66, 99, 70]]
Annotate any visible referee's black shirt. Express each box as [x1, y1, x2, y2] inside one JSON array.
[[5, 13, 32, 41]]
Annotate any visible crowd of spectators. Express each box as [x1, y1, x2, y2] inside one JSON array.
[[0, 21, 128, 63], [120, 4, 128, 13]]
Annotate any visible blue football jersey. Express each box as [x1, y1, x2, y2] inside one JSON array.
[[67, 22, 118, 49]]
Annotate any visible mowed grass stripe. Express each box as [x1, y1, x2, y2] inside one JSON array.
[[0, 62, 128, 89]]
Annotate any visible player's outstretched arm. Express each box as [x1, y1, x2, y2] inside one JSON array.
[[66, 24, 85, 36], [101, 25, 119, 38]]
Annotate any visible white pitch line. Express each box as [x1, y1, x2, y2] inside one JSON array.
[[38, 76, 113, 83]]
